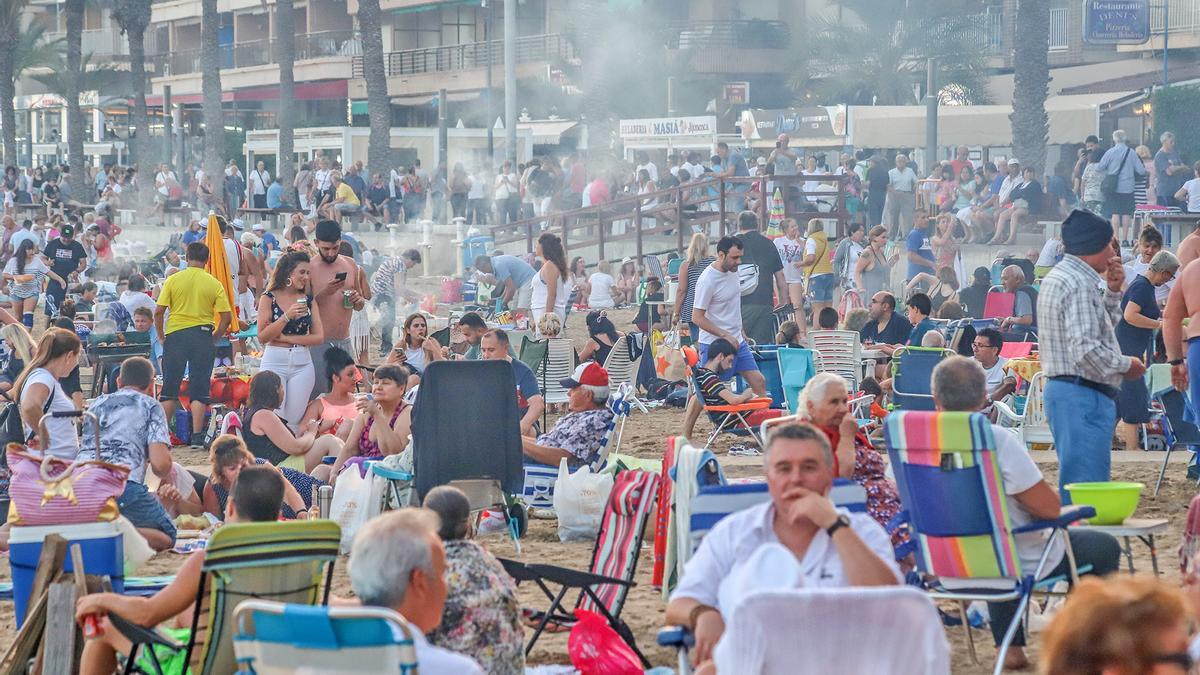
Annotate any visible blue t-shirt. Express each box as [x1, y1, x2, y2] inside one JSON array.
[[905, 226, 934, 280], [266, 182, 284, 208], [490, 255, 536, 289], [860, 315, 912, 346], [510, 358, 541, 415], [182, 229, 206, 245], [907, 317, 939, 346], [988, 173, 1005, 199], [729, 152, 750, 177], [261, 231, 280, 254]]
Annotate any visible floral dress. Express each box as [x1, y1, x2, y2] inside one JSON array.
[[819, 425, 904, 545], [427, 540, 524, 675]]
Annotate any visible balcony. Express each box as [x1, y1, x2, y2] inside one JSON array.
[[157, 30, 358, 77], [960, 11, 1005, 56], [664, 20, 789, 50], [1152, 0, 1200, 32], [351, 33, 574, 78], [44, 28, 146, 63]]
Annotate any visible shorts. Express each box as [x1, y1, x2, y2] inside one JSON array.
[[160, 325, 216, 404], [808, 274, 834, 303], [118, 481, 177, 544], [514, 278, 534, 310], [741, 304, 776, 346], [698, 340, 758, 381], [1104, 192, 1135, 217], [334, 203, 360, 214]]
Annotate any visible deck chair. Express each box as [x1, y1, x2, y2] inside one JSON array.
[[992, 371, 1053, 449], [233, 601, 419, 674], [518, 334, 548, 374], [667, 257, 684, 278], [982, 289, 1015, 320], [110, 520, 341, 675], [777, 347, 818, 412], [429, 326, 451, 348], [602, 334, 649, 412], [499, 469, 661, 667], [644, 254, 666, 281], [999, 341, 1035, 359], [809, 330, 863, 390], [1153, 388, 1200, 496], [890, 347, 952, 411], [883, 411, 1093, 675], [693, 588, 949, 675], [661, 440, 727, 598], [540, 336, 576, 413]]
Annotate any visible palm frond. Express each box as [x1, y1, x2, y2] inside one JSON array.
[[31, 52, 126, 97], [14, 25, 65, 77]]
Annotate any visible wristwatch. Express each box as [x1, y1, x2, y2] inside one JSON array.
[[826, 514, 850, 537]]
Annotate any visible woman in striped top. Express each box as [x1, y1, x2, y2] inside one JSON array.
[[3, 239, 62, 328], [672, 232, 716, 345]]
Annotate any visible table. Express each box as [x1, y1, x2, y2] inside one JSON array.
[[1073, 518, 1169, 575], [1148, 213, 1200, 246], [1005, 357, 1041, 383]]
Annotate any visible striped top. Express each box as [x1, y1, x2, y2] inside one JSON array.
[[3, 256, 49, 298], [681, 256, 715, 324]]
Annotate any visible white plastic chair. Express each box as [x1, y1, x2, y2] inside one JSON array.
[[712, 588, 950, 675], [992, 371, 1053, 449], [808, 330, 862, 390], [540, 337, 575, 406], [602, 334, 649, 413]]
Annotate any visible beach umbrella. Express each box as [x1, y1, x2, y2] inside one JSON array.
[[203, 213, 238, 333], [766, 187, 785, 238]]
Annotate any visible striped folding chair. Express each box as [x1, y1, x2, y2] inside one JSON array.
[[890, 347, 952, 411], [883, 411, 1093, 674], [233, 601, 419, 674], [109, 520, 342, 675], [500, 469, 661, 668]]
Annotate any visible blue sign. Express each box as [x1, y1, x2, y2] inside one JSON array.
[[1084, 0, 1150, 44]]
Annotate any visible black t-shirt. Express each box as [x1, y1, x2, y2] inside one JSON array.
[[736, 230, 783, 307], [860, 314, 913, 346], [868, 165, 889, 191], [366, 184, 390, 205], [44, 238, 86, 281], [42, 183, 59, 201]]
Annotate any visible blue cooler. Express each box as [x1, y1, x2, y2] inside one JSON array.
[[735, 344, 787, 409], [10, 522, 124, 627], [462, 235, 495, 271]]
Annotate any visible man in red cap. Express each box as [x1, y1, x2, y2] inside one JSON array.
[[521, 362, 614, 467]]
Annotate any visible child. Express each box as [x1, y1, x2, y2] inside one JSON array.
[[132, 306, 163, 374], [816, 306, 840, 330], [633, 277, 664, 333], [775, 320, 805, 347]]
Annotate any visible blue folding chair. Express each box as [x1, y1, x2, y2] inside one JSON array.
[[777, 347, 817, 412], [1153, 387, 1200, 496], [890, 347, 952, 411], [233, 600, 419, 674]]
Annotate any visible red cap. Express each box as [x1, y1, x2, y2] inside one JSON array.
[[560, 362, 609, 389]]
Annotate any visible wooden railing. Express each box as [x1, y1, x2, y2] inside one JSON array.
[[488, 173, 851, 261]]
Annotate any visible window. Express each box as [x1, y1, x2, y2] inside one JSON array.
[[441, 6, 480, 46], [1048, 7, 1069, 51], [394, 9, 441, 50]]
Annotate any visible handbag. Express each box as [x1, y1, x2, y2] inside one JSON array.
[[1101, 147, 1130, 195], [6, 448, 129, 526], [737, 263, 760, 296]]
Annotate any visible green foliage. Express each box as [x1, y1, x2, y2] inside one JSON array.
[[31, 53, 126, 97], [1152, 85, 1200, 163]]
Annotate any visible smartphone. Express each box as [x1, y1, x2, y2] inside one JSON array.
[[334, 271, 348, 282]]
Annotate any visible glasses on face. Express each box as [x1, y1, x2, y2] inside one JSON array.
[[972, 342, 997, 351]]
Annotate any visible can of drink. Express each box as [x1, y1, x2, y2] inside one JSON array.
[[296, 296, 308, 313], [317, 485, 334, 519], [342, 290, 354, 308]]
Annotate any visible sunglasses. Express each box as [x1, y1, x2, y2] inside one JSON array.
[[1153, 652, 1193, 670]]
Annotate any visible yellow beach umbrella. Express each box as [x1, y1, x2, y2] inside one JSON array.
[[203, 213, 238, 334]]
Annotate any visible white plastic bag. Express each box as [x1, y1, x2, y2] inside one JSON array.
[[553, 459, 613, 542], [115, 515, 155, 575], [329, 466, 383, 553]]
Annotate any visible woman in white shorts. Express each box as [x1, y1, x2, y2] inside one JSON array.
[[773, 218, 807, 321]]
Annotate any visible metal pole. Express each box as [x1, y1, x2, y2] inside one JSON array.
[[163, 85, 173, 166], [924, 57, 937, 173], [438, 87, 448, 220], [485, 0, 494, 164], [24, 110, 33, 167], [1163, 1, 1170, 88], [504, 0, 517, 165], [667, 76, 677, 116]]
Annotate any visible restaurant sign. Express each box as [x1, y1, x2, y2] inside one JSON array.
[[618, 116, 717, 139]]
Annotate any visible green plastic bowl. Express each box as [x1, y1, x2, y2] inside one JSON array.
[[1064, 481, 1144, 525]]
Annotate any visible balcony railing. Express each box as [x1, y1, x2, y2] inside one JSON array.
[[961, 11, 1005, 56], [664, 20, 789, 50], [45, 28, 159, 62], [1049, 7, 1070, 50], [352, 33, 574, 78], [1152, 0, 1200, 33], [157, 30, 358, 77]]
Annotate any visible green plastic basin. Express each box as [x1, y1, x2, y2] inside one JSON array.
[[1064, 481, 1143, 525]]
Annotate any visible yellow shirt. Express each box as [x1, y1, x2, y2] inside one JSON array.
[[157, 266, 231, 334], [336, 182, 360, 206]]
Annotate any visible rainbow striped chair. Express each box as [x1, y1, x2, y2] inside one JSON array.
[[884, 411, 1093, 675]]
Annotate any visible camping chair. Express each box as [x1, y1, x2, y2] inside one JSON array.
[[777, 347, 818, 412], [982, 288, 1015, 320], [890, 347, 952, 411], [644, 254, 666, 282], [233, 601, 419, 674], [693, 367, 773, 450], [601, 334, 649, 412], [883, 410, 1093, 674], [499, 469, 661, 667], [518, 334, 548, 374], [809, 330, 863, 390], [1153, 388, 1200, 496], [999, 341, 1035, 359], [992, 371, 1053, 450], [109, 520, 341, 675]]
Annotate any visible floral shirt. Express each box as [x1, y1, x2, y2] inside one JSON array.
[[536, 407, 613, 467], [427, 540, 524, 675]]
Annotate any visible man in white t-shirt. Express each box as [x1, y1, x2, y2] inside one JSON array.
[[248, 160, 271, 210], [931, 356, 1120, 672], [1174, 161, 1200, 213], [885, 153, 918, 237], [683, 235, 768, 438], [971, 328, 1016, 409], [635, 151, 659, 183]]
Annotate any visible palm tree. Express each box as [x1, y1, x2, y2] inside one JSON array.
[[0, 1, 63, 167], [200, 0, 224, 183], [64, 0, 86, 199], [1010, 0, 1049, 177], [358, 0, 391, 184], [274, 0, 296, 205], [112, 0, 153, 208]]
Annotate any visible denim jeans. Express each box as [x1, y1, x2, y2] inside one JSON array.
[[1045, 379, 1117, 501]]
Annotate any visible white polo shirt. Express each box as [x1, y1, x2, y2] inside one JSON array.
[[670, 501, 901, 611]]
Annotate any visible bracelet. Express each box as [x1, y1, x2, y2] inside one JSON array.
[[688, 604, 717, 629]]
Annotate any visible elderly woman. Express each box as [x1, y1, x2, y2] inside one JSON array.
[[521, 362, 613, 467], [423, 486, 524, 674], [796, 372, 901, 536], [1115, 250, 1180, 450]]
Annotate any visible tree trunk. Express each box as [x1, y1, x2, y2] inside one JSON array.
[[65, 0, 86, 199], [0, 42, 15, 169], [127, 20, 154, 210], [358, 0, 391, 182], [200, 0, 224, 186], [1010, 0, 1049, 177], [275, 0, 296, 206]]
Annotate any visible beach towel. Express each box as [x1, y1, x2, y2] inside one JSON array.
[[663, 442, 725, 599]]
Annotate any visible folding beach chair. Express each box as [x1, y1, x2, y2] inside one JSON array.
[[999, 341, 1035, 359], [499, 469, 661, 667], [777, 347, 818, 412], [602, 334, 649, 412], [691, 368, 775, 449], [1153, 387, 1200, 496], [890, 347, 952, 411], [883, 411, 1093, 674], [233, 601, 419, 674], [110, 520, 341, 675], [992, 371, 1053, 450], [518, 334, 548, 374], [982, 289, 1015, 320]]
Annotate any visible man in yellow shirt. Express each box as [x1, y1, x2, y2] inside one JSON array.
[[321, 171, 360, 220], [153, 242, 232, 448]]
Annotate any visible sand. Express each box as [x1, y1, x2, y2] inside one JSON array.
[[0, 305, 1191, 673]]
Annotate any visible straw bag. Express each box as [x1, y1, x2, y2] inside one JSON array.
[[6, 446, 129, 526]]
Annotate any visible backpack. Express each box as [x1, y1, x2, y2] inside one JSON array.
[[0, 386, 53, 447], [166, 178, 183, 200]]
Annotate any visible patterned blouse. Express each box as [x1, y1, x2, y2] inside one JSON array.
[[427, 540, 524, 675], [535, 407, 613, 467]]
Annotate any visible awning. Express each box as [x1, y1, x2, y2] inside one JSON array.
[[517, 120, 580, 145], [847, 92, 1140, 148], [146, 80, 349, 106]]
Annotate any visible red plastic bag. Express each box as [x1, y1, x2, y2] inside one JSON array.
[[568, 609, 642, 675]]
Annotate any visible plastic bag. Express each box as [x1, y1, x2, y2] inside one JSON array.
[[115, 515, 156, 575], [329, 465, 383, 553], [420, 294, 438, 314], [568, 609, 642, 675], [553, 459, 613, 542]]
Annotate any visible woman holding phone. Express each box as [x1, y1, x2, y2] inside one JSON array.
[[257, 250, 325, 431]]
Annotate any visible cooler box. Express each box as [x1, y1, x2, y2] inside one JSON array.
[[10, 521, 124, 627], [735, 344, 786, 409]]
